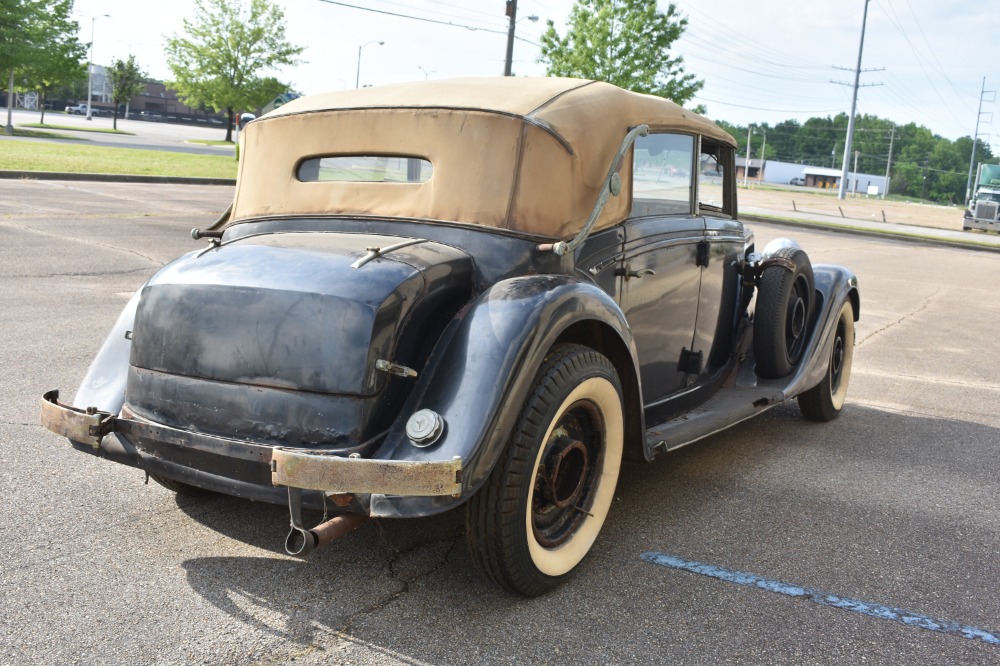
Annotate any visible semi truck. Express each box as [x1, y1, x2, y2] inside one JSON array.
[[964, 163, 1000, 232]]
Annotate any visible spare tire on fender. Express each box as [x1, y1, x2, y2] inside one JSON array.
[[753, 247, 815, 379]]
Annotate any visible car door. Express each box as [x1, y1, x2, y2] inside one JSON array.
[[692, 138, 747, 380], [619, 132, 705, 406]]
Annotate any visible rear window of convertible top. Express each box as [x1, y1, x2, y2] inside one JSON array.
[[297, 155, 433, 183]]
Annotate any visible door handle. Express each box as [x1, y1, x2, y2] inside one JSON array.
[[616, 266, 656, 280]]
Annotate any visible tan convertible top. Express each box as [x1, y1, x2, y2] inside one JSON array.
[[231, 77, 735, 238]]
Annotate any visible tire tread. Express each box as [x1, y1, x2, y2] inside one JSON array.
[[754, 247, 815, 379], [466, 344, 620, 596]]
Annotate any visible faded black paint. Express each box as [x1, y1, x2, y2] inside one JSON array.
[[56, 213, 858, 520]]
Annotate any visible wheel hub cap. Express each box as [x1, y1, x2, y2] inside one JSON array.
[[532, 404, 602, 548]]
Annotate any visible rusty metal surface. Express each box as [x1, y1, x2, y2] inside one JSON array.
[[39, 390, 112, 449], [311, 513, 369, 549], [271, 448, 462, 496]]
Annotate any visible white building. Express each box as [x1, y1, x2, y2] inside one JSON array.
[[759, 160, 888, 196]]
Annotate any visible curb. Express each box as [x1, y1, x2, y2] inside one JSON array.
[[0, 170, 236, 186]]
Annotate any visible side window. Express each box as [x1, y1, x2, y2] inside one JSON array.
[[631, 133, 694, 217], [699, 139, 732, 216]]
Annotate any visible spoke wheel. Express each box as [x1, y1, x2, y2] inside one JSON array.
[[466, 344, 623, 596], [798, 300, 855, 421]]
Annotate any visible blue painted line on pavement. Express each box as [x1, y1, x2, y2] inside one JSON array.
[[641, 552, 1000, 646]]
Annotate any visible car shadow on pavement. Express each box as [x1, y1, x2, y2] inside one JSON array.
[[178, 502, 484, 649], [173, 403, 1000, 664]]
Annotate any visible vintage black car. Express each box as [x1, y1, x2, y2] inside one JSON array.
[[41, 78, 858, 596]]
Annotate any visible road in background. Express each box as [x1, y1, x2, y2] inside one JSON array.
[[1, 108, 234, 155], [1, 180, 998, 664]]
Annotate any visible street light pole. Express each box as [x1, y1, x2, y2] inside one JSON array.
[[743, 125, 753, 188], [355, 40, 384, 88], [85, 14, 110, 121], [504, 2, 538, 77]]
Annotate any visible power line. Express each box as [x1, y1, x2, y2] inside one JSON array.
[[877, 0, 970, 127], [694, 96, 846, 114], [313, 0, 537, 44]]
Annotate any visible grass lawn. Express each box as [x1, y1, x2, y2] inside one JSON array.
[[0, 140, 238, 179], [20, 122, 134, 136], [7, 127, 85, 140]]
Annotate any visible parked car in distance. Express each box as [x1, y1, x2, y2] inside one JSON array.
[[40, 77, 859, 597], [790, 177, 807, 186], [64, 103, 88, 115]]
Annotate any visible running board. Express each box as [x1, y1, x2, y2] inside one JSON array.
[[646, 385, 786, 455]]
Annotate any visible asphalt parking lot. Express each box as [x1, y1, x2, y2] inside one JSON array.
[[1, 180, 998, 665]]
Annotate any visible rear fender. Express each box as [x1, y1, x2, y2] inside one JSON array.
[[783, 264, 859, 398], [73, 288, 143, 412], [367, 275, 642, 517]]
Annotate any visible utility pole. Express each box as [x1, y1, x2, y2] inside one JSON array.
[[921, 158, 929, 200], [85, 14, 111, 121], [883, 124, 895, 198], [852, 150, 860, 196], [504, 0, 518, 76], [759, 131, 767, 182], [833, 0, 883, 200], [964, 77, 995, 205], [743, 125, 753, 188]]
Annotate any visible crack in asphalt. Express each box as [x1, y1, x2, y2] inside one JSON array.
[[852, 368, 1000, 391], [856, 287, 940, 347], [852, 398, 1000, 425], [340, 526, 463, 632], [8, 267, 154, 279], [276, 525, 465, 664], [0, 219, 166, 265]]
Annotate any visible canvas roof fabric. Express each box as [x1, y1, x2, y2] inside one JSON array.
[[231, 77, 735, 239]]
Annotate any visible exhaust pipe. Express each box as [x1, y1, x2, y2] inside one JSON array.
[[285, 513, 368, 557], [284, 487, 368, 557]]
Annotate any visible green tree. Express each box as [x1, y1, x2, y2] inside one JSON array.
[[795, 115, 848, 167], [165, 0, 304, 142], [708, 107, 993, 202], [1, 0, 34, 133], [107, 55, 145, 130], [539, 0, 703, 106], [893, 124, 936, 198], [714, 119, 739, 145], [20, 0, 85, 125], [1, 0, 83, 134], [767, 119, 802, 163]]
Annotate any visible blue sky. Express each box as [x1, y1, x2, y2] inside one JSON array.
[[72, 0, 998, 144]]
